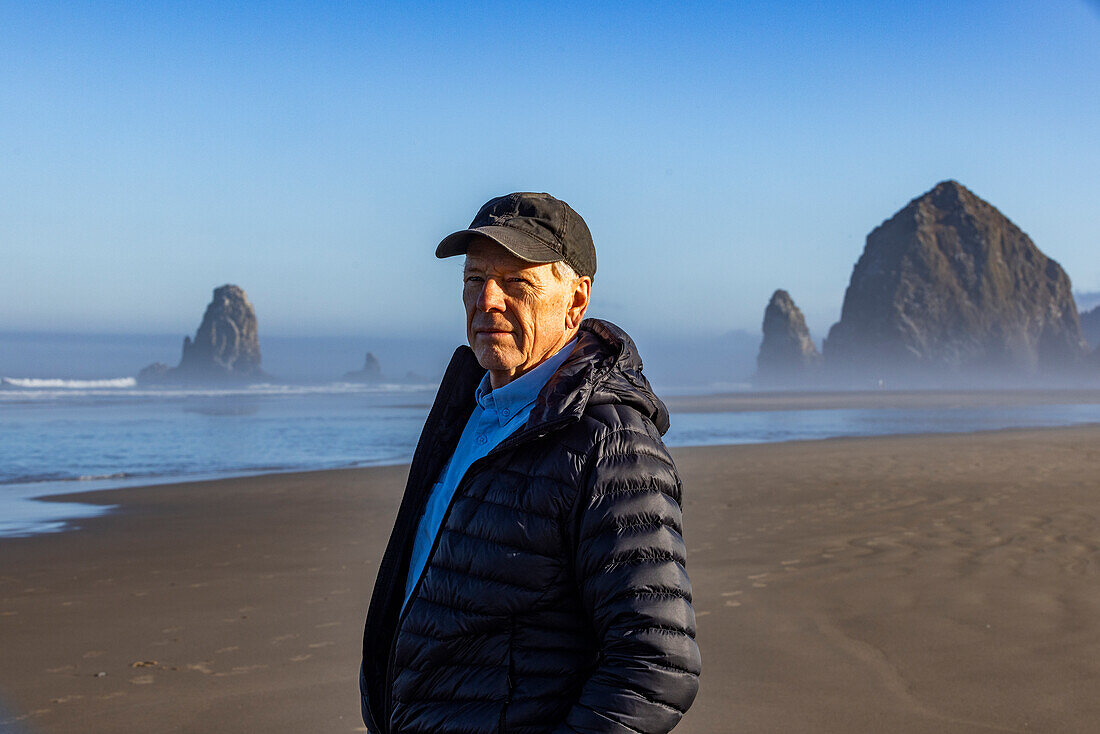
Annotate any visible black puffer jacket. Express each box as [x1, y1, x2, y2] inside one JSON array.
[[361, 319, 700, 734]]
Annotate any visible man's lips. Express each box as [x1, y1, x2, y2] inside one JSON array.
[[474, 323, 512, 334]]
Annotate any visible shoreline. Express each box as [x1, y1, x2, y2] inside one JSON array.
[[14, 384, 1100, 513], [7, 386, 1100, 515], [19, 414, 1100, 515]]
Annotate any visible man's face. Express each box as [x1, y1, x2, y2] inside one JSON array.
[[463, 238, 590, 388]]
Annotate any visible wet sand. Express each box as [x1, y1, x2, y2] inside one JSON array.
[[664, 387, 1100, 413], [2, 425, 1100, 733]]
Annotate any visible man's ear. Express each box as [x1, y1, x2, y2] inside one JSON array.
[[565, 277, 592, 330]]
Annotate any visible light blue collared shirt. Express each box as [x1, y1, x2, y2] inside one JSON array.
[[402, 340, 577, 608]]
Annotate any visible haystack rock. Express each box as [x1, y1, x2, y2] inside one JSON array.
[[755, 290, 820, 384], [824, 181, 1086, 381], [344, 352, 382, 382], [139, 285, 266, 383]]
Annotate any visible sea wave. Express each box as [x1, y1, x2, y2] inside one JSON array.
[[0, 378, 438, 402], [0, 470, 136, 486], [1, 376, 138, 389], [77, 472, 132, 482]]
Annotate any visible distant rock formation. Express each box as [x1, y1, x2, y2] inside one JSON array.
[[824, 180, 1086, 381], [343, 352, 382, 382], [138, 285, 266, 383], [178, 285, 263, 376], [755, 290, 820, 385], [1081, 305, 1100, 351], [137, 362, 172, 382]]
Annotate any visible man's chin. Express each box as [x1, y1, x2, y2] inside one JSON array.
[[471, 345, 521, 373]]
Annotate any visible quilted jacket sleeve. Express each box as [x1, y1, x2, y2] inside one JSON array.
[[554, 425, 701, 734]]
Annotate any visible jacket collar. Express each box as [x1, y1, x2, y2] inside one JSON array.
[[473, 338, 577, 428]]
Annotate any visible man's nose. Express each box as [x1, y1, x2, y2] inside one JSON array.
[[476, 279, 506, 312]]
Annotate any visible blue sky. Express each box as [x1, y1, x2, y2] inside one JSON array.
[[2, 1, 1098, 344]]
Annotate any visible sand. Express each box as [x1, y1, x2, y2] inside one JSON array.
[[2, 425, 1100, 733]]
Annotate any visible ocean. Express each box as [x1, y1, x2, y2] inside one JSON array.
[[5, 376, 1100, 538]]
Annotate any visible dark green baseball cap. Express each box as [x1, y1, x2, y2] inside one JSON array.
[[436, 192, 596, 279]]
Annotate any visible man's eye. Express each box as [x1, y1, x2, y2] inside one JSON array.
[[464, 275, 483, 283]]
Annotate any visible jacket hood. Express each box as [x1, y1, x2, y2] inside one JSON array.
[[525, 318, 670, 435]]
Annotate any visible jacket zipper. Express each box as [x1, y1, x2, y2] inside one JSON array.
[[382, 416, 575, 730]]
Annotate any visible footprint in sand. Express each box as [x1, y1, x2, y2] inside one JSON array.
[[271, 634, 298, 645], [289, 654, 312, 662], [129, 675, 154, 685], [308, 641, 334, 649]]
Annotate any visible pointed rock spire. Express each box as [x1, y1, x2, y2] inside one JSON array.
[[138, 284, 266, 383], [755, 289, 820, 385]]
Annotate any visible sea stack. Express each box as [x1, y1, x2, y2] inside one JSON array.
[[343, 352, 382, 382], [824, 181, 1086, 382], [755, 290, 820, 385], [139, 285, 266, 383]]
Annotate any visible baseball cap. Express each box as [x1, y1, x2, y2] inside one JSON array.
[[435, 192, 596, 279]]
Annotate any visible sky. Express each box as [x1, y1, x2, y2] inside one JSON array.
[[2, 0, 1099, 346]]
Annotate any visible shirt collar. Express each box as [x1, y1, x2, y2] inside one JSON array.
[[474, 339, 578, 427]]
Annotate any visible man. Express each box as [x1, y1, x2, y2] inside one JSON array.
[[360, 192, 700, 734]]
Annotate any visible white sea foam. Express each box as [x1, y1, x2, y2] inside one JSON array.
[[1, 376, 138, 389], [76, 472, 131, 482], [0, 376, 439, 402]]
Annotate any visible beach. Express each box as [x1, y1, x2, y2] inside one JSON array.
[[2, 425, 1100, 733]]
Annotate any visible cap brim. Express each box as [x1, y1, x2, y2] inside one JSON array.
[[435, 225, 562, 264]]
